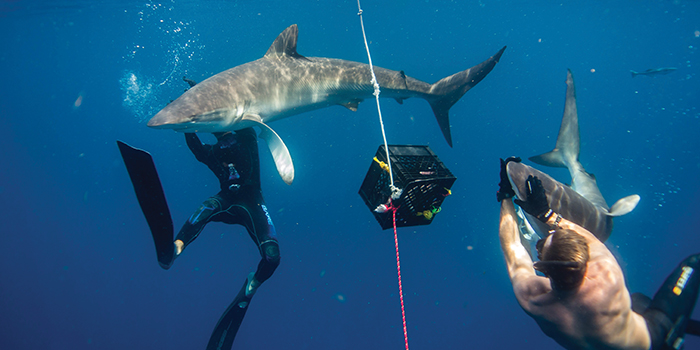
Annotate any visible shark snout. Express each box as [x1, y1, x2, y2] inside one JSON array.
[[146, 114, 168, 128], [147, 108, 192, 129]]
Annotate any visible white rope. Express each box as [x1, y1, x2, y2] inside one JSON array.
[[356, 0, 401, 199]]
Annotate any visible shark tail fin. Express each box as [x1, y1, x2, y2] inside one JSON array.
[[630, 70, 638, 78], [427, 46, 506, 147], [607, 194, 640, 216]]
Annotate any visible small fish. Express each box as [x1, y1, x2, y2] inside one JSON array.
[[630, 67, 677, 78]]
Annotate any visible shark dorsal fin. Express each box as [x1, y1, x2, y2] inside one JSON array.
[[530, 69, 580, 168], [264, 24, 306, 60]]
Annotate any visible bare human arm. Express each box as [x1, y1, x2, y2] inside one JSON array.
[[499, 199, 551, 304]]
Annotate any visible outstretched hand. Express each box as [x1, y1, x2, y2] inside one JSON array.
[[514, 175, 552, 223], [497, 156, 521, 202]]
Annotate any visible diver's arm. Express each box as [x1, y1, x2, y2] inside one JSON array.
[[185, 133, 209, 163], [500, 199, 552, 309], [496, 157, 537, 284], [499, 199, 537, 281]]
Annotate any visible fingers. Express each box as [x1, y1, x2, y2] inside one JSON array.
[[526, 175, 534, 194]]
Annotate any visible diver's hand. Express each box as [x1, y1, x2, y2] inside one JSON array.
[[513, 175, 555, 223], [497, 156, 521, 202]]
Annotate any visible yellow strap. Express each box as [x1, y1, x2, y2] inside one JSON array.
[[373, 157, 390, 173]]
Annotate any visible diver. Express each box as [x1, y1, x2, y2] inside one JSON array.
[[174, 76, 280, 349], [118, 77, 280, 350], [496, 156, 700, 350], [176, 127, 280, 349]]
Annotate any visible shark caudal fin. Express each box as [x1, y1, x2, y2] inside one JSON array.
[[630, 70, 638, 78], [529, 69, 580, 168], [428, 46, 506, 147]]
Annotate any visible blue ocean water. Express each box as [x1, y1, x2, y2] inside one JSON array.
[[1, 0, 699, 349]]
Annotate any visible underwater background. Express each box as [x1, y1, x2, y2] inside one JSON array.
[[1, 0, 699, 349]]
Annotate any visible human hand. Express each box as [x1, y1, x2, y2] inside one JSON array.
[[513, 175, 552, 223], [497, 156, 521, 202]]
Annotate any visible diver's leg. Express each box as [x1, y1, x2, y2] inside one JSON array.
[[174, 196, 222, 256], [644, 254, 700, 349], [631, 292, 652, 314], [243, 200, 280, 296], [206, 198, 280, 350]]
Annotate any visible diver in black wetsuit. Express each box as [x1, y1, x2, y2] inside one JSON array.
[[118, 77, 281, 349], [174, 128, 281, 299], [174, 128, 281, 349]]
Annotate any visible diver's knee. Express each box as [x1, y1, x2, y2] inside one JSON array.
[[188, 197, 220, 224], [683, 254, 700, 267], [262, 241, 281, 267]]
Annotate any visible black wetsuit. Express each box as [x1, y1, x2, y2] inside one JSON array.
[[176, 128, 280, 291], [632, 254, 700, 350]]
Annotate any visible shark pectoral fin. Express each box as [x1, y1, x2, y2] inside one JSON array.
[[340, 101, 360, 112], [607, 194, 641, 216], [242, 115, 295, 185], [529, 149, 567, 168]]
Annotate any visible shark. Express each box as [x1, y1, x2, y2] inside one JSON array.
[[630, 67, 677, 78], [507, 69, 640, 242], [147, 24, 506, 185]]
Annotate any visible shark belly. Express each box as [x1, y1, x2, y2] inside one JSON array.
[[568, 162, 610, 211]]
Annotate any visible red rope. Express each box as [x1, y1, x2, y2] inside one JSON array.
[[393, 208, 409, 350]]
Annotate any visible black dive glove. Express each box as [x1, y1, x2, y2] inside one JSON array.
[[513, 175, 559, 225], [497, 156, 521, 202]]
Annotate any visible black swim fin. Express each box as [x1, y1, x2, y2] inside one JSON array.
[[206, 277, 254, 350], [117, 141, 175, 269], [687, 319, 700, 337]]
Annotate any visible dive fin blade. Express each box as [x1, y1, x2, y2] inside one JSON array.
[[206, 278, 253, 350], [117, 141, 175, 269], [607, 194, 641, 217], [687, 319, 700, 337]]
